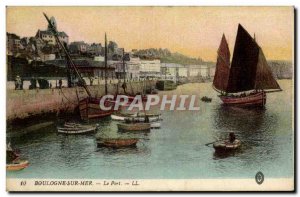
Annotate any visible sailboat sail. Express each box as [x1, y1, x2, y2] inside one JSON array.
[[213, 34, 231, 92], [254, 49, 281, 91], [226, 24, 259, 93], [226, 24, 281, 93]]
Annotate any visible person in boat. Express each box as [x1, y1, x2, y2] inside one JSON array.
[[229, 132, 236, 143]]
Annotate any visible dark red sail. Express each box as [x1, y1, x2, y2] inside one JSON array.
[[213, 34, 231, 92], [226, 24, 260, 93], [254, 49, 281, 91]]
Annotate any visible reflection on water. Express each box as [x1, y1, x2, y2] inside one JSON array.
[[212, 105, 279, 161], [7, 81, 293, 179]]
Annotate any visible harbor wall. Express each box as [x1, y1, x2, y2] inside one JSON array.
[[7, 80, 156, 122]]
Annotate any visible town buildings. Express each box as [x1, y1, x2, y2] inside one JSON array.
[[69, 41, 89, 54], [7, 33, 23, 55], [35, 17, 69, 45]]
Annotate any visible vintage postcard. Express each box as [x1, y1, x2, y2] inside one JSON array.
[[6, 6, 294, 191]]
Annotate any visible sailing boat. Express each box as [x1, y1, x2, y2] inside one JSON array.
[[213, 24, 282, 107], [43, 13, 114, 120], [78, 33, 115, 120]]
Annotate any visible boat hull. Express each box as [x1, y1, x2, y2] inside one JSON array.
[[57, 126, 97, 134], [117, 123, 151, 131], [213, 140, 241, 152], [219, 92, 266, 107], [97, 138, 138, 148], [7, 160, 29, 171], [79, 97, 114, 121]]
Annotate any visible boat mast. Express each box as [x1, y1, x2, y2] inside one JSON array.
[[104, 33, 108, 95], [43, 13, 92, 98], [122, 48, 126, 83]]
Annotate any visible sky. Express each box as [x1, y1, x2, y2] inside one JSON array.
[[6, 6, 294, 61]]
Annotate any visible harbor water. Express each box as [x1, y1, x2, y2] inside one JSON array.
[[7, 80, 294, 179]]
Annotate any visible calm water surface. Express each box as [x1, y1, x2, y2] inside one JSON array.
[[7, 80, 294, 179]]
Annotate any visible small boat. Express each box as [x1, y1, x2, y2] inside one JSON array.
[[201, 96, 212, 102], [213, 140, 241, 152], [124, 116, 162, 123], [136, 113, 162, 119], [7, 160, 29, 171], [97, 138, 139, 148], [57, 125, 97, 134], [117, 123, 151, 131], [111, 113, 136, 121], [150, 122, 161, 129]]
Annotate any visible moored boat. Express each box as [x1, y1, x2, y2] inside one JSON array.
[[111, 113, 136, 121], [213, 140, 241, 152], [79, 97, 114, 121], [57, 124, 97, 134], [150, 122, 161, 129], [117, 122, 151, 131], [124, 116, 162, 123], [7, 160, 29, 171], [97, 138, 139, 148]]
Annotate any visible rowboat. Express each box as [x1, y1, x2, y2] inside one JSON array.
[[150, 122, 161, 129], [213, 140, 241, 152], [97, 138, 139, 148], [124, 116, 162, 123], [57, 125, 97, 134], [117, 123, 151, 131], [136, 113, 161, 118], [7, 160, 29, 171], [111, 113, 136, 121]]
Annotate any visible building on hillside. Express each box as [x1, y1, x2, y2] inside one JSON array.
[[139, 59, 161, 78], [7, 33, 23, 54], [187, 64, 210, 78], [161, 63, 188, 77], [88, 43, 103, 56], [69, 41, 90, 54], [109, 57, 141, 80], [35, 30, 68, 46], [40, 45, 56, 61], [35, 17, 69, 45]]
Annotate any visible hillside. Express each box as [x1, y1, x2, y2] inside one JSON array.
[[132, 48, 207, 65]]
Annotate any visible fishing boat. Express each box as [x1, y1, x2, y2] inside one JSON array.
[[213, 140, 241, 152], [7, 160, 29, 171], [213, 24, 282, 107], [117, 122, 151, 131], [150, 122, 161, 129], [79, 97, 115, 120], [97, 138, 139, 148], [57, 124, 97, 134], [43, 14, 116, 121]]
